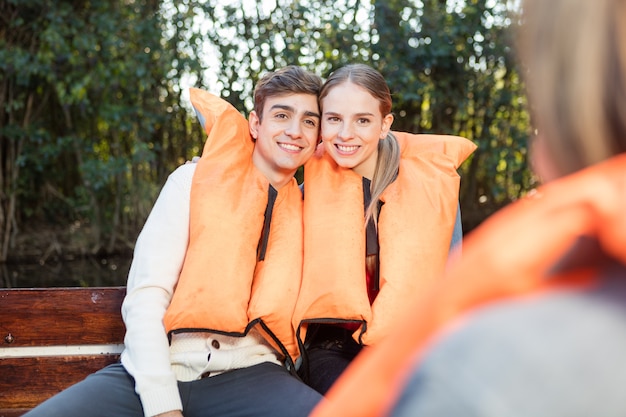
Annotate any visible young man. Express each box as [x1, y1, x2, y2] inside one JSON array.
[[24, 66, 323, 417]]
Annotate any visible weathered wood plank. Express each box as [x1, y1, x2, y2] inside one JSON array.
[[0, 287, 126, 416], [0, 287, 126, 347], [0, 355, 121, 409]]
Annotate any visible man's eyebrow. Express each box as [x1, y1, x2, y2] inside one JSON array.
[[269, 104, 294, 113], [305, 110, 321, 119], [270, 104, 320, 119]]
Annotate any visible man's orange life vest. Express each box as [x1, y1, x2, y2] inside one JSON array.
[[293, 133, 476, 346], [163, 89, 304, 362], [310, 153, 626, 417]]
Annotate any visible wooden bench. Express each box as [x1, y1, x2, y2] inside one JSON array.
[[0, 287, 126, 417]]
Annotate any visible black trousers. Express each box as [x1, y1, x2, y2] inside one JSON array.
[[300, 324, 363, 395]]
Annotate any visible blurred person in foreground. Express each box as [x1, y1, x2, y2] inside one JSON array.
[[309, 0, 626, 416]]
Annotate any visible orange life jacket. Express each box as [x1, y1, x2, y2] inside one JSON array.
[[163, 88, 304, 362], [310, 153, 626, 417], [293, 133, 477, 346]]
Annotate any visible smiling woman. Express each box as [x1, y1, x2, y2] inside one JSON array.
[[320, 80, 394, 179], [292, 63, 476, 395]]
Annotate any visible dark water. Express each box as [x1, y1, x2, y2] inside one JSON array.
[[1, 256, 132, 288]]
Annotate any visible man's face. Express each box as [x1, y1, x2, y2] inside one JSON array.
[[249, 93, 320, 188]]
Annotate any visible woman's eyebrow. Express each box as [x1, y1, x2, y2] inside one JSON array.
[[323, 111, 375, 117]]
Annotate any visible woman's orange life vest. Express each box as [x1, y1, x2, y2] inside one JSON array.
[[293, 133, 477, 346], [163, 88, 304, 361], [310, 153, 626, 417]]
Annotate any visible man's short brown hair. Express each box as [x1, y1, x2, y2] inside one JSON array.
[[253, 66, 322, 121]]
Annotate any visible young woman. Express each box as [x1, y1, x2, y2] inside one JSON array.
[[293, 64, 476, 394]]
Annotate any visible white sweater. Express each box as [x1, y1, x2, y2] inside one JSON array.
[[120, 164, 281, 417]]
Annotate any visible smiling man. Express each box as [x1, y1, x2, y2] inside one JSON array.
[[250, 94, 321, 187], [24, 66, 324, 417]]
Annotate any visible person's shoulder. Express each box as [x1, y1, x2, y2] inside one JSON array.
[[430, 276, 626, 360], [171, 161, 197, 176], [164, 162, 197, 189], [391, 278, 626, 417]]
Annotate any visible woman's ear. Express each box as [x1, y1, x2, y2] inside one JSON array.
[[249, 110, 260, 141], [380, 113, 394, 139]]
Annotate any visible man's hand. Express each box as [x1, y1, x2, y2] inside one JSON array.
[[154, 411, 183, 417]]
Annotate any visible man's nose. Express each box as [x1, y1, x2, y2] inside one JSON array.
[[285, 120, 303, 138]]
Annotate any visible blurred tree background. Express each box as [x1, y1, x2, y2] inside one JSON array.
[[0, 0, 532, 273]]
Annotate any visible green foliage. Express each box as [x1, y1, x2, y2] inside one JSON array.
[[1, 0, 532, 262], [181, 0, 532, 230], [1, 0, 206, 258]]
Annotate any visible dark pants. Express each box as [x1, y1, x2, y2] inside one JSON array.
[[24, 362, 322, 417], [301, 325, 363, 395]]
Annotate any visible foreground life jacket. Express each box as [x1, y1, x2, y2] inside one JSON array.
[[294, 133, 476, 346], [310, 153, 626, 417], [163, 89, 304, 363]]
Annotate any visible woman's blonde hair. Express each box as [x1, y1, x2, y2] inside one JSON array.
[[320, 64, 401, 227], [518, 0, 626, 176]]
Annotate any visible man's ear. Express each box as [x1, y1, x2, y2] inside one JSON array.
[[249, 110, 260, 141]]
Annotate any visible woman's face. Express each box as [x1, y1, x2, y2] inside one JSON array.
[[320, 81, 393, 179]]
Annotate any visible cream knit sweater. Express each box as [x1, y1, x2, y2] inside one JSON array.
[[120, 164, 281, 417]]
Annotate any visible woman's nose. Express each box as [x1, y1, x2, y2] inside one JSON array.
[[339, 123, 354, 140]]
